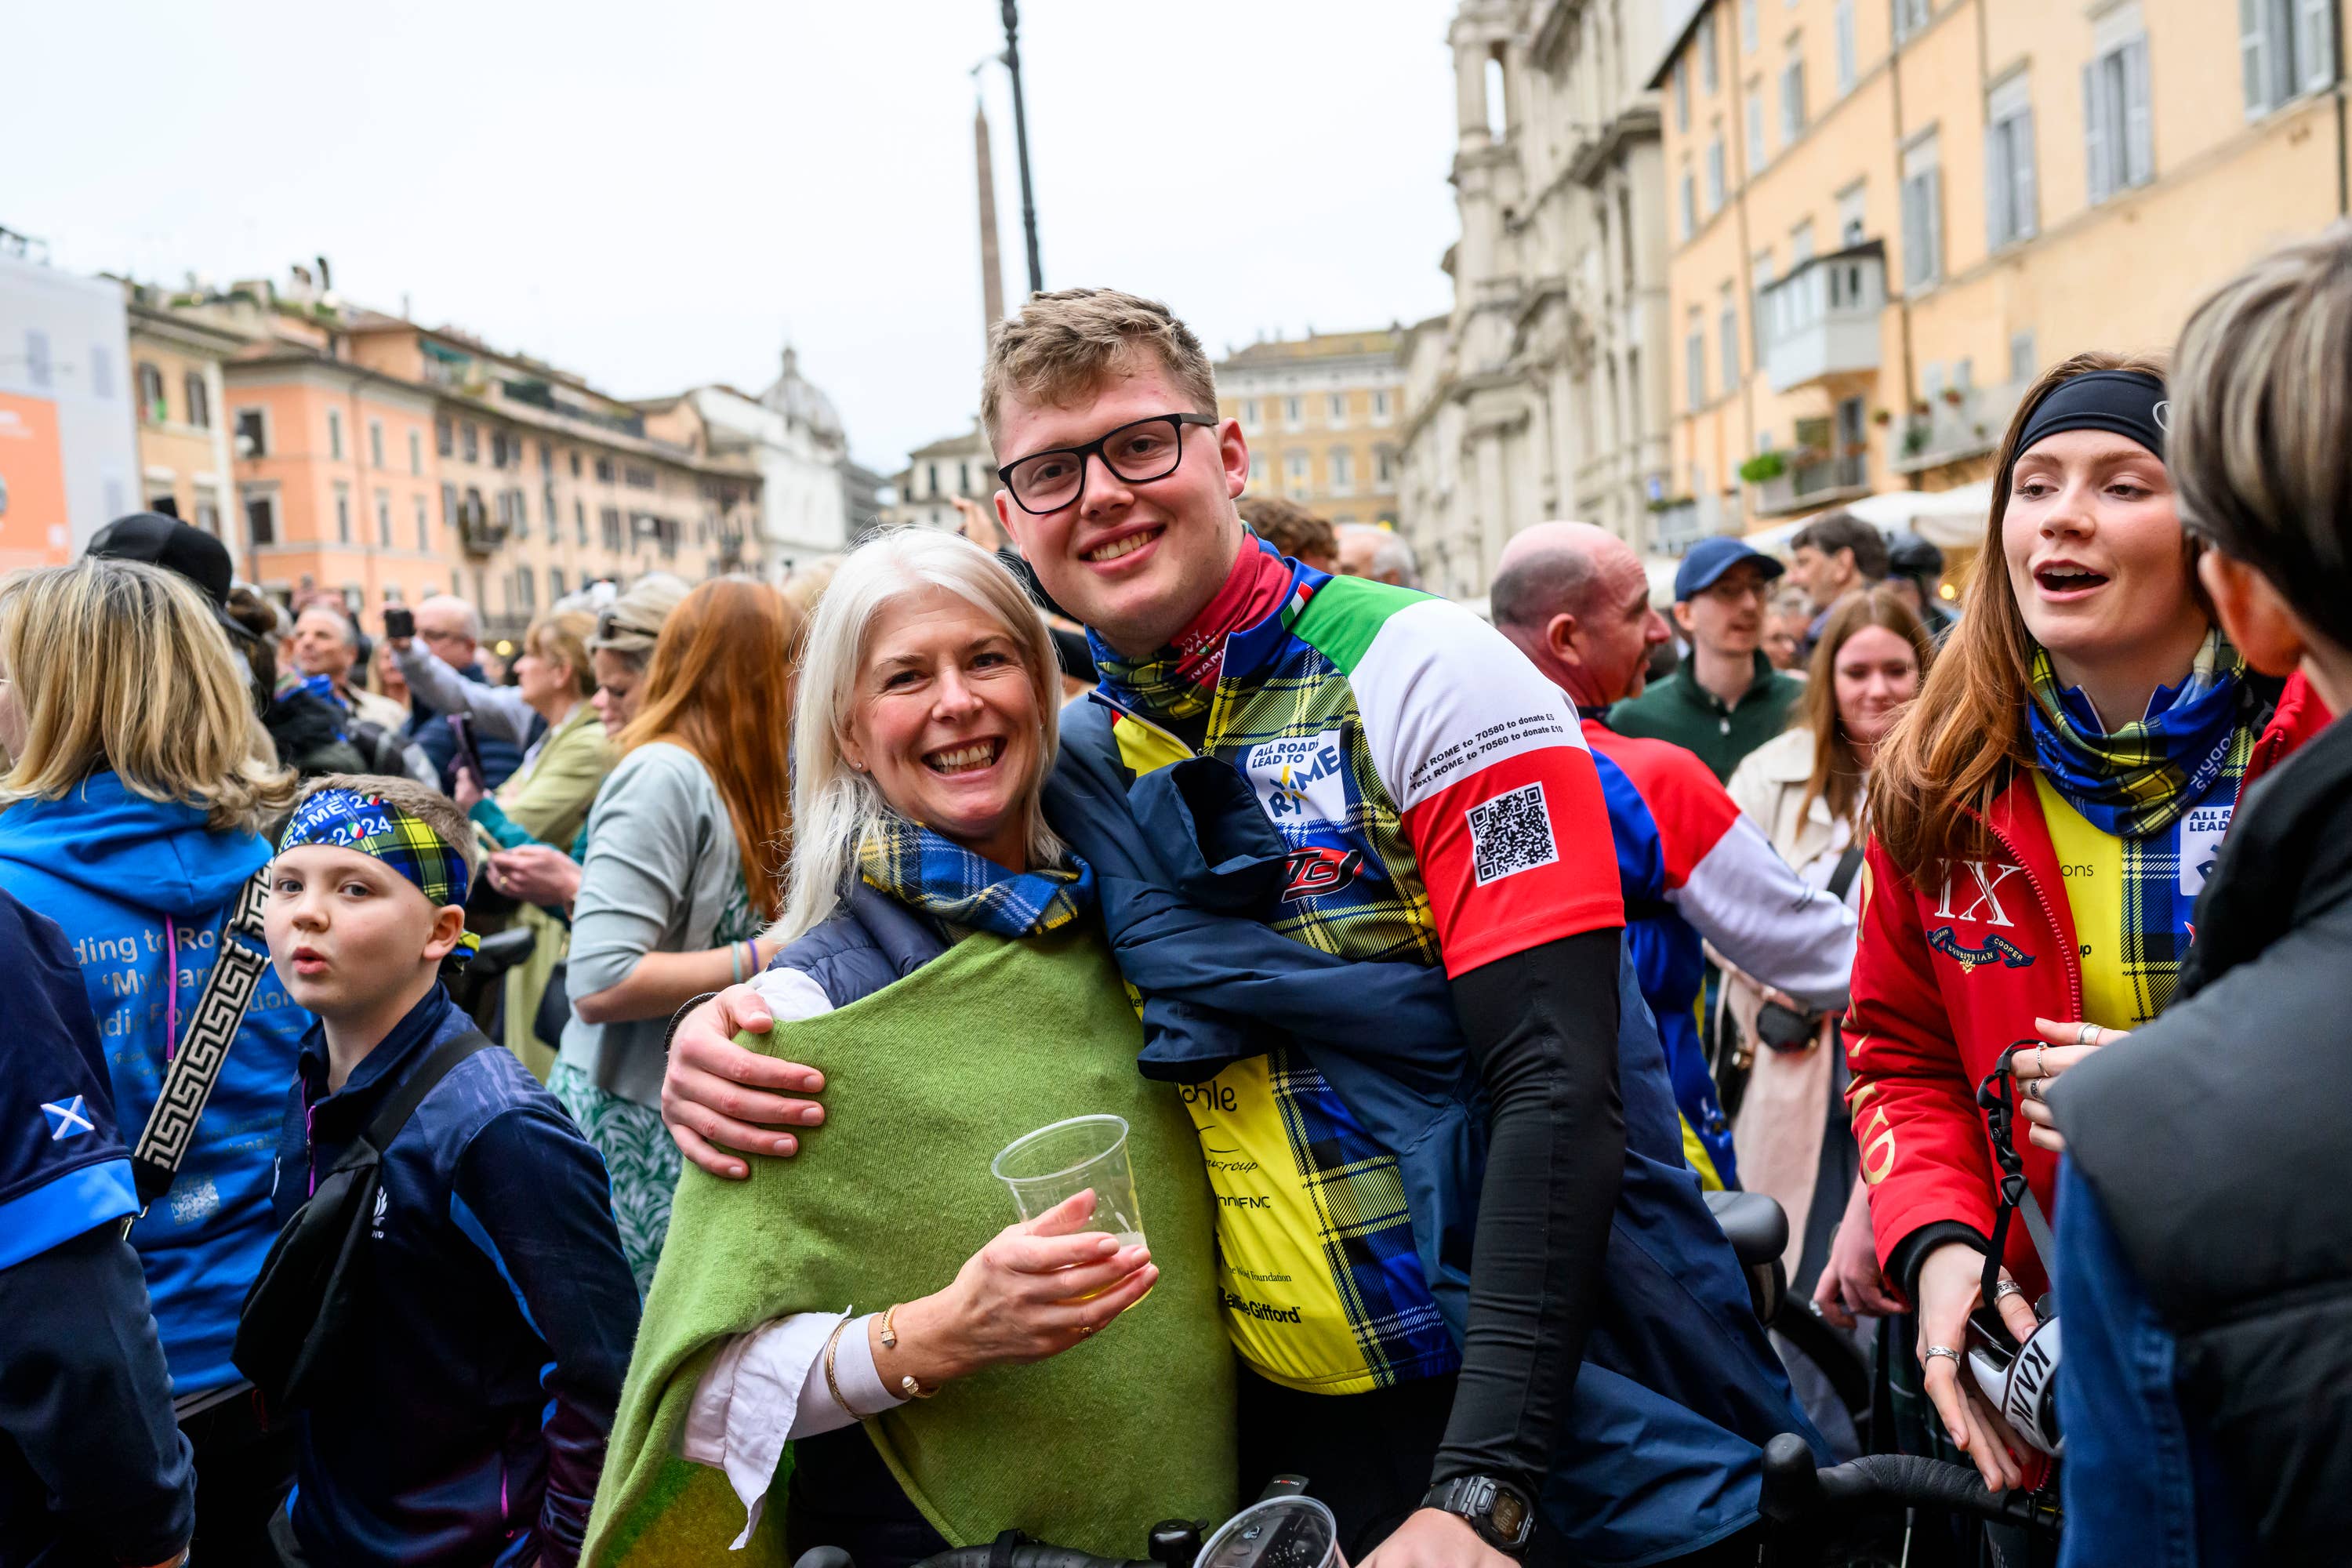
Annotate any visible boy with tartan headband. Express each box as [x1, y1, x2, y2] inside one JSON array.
[[259, 775, 639, 1567]]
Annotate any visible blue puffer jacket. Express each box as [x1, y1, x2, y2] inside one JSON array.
[[1043, 730, 1828, 1567], [0, 773, 312, 1400]]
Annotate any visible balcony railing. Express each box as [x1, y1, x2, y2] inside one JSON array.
[[1761, 242, 1886, 394], [1893, 379, 2029, 474], [1754, 452, 1870, 516]]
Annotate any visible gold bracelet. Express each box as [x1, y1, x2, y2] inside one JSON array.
[[822, 1315, 875, 1421], [877, 1304, 938, 1398]]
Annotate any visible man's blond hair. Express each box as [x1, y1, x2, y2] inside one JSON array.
[[292, 773, 480, 883], [980, 288, 1218, 449]]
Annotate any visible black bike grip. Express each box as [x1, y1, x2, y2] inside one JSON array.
[[1757, 1433, 1826, 1526], [1826, 1454, 2018, 1522]]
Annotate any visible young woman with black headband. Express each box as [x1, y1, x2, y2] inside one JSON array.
[[1838, 354, 2325, 1494]]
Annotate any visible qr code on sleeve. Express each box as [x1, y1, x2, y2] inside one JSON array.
[[1467, 782, 1558, 885]]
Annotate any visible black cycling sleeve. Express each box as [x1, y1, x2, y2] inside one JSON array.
[[0, 1222, 194, 1564], [1430, 928, 1624, 1497]]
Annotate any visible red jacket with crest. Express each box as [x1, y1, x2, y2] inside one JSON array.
[[1845, 677, 2328, 1294]]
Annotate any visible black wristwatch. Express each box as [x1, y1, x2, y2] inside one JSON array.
[[1421, 1475, 1535, 1557]]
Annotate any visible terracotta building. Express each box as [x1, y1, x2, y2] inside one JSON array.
[[125, 293, 243, 546]]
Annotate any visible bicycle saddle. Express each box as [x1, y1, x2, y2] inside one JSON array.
[[1703, 1189, 1789, 1269]]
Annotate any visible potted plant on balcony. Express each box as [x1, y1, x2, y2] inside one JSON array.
[[1871, 407, 1893, 426], [1901, 419, 1933, 458], [1940, 386, 1965, 406], [1737, 450, 1788, 485]]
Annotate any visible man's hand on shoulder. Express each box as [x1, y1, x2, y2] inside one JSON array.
[[1359, 1508, 1518, 1568], [661, 984, 827, 1179]]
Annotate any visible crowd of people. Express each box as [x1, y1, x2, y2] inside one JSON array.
[[5, 223, 2350, 1568]]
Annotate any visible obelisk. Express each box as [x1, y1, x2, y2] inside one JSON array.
[[976, 97, 1007, 332]]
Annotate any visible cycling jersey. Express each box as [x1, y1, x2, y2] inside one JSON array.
[[1083, 550, 1622, 1393]]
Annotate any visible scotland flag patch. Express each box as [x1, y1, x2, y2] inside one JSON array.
[[41, 1095, 94, 1140]]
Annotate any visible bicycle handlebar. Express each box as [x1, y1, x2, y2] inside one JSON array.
[[1758, 1434, 2060, 1535]]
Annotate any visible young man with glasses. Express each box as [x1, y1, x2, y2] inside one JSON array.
[[662, 290, 1818, 1567], [1608, 539, 1803, 783]]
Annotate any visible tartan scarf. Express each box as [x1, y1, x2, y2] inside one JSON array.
[[1089, 535, 1299, 722], [2026, 630, 2255, 1017], [857, 812, 1094, 938]]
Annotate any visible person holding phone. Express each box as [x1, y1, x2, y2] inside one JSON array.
[[390, 596, 526, 793]]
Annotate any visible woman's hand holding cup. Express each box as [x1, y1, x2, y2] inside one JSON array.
[[876, 1189, 1157, 1388]]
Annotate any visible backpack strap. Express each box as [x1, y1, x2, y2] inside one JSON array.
[[1825, 839, 1867, 904], [360, 1028, 498, 1154], [127, 867, 272, 1214]]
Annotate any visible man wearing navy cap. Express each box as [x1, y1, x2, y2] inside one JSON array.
[[1608, 535, 1803, 782]]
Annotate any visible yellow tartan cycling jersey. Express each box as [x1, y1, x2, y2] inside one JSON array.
[[1091, 569, 1621, 1393]]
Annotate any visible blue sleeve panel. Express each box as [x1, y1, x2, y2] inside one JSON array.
[[0, 1158, 136, 1271], [2055, 1159, 2252, 1568], [0, 1222, 194, 1566], [450, 1107, 640, 1568]]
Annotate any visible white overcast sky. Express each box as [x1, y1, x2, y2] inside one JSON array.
[[7, 0, 1464, 473]]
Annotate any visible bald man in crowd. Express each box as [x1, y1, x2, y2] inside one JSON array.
[[1336, 523, 1419, 587], [1489, 523, 1855, 1192]]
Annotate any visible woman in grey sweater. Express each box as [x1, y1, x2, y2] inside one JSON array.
[[554, 579, 802, 1291]]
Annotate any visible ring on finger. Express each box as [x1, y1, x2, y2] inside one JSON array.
[[2077, 1022, 2098, 1048], [1993, 1279, 2025, 1301], [2034, 1043, 2049, 1076], [1923, 1344, 1962, 1367], [1076, 1324, 1094, 1338], [2024, 1076, 2044, 1102]]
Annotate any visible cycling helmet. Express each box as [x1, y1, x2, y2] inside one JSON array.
[[1969, 1314, 2063, 1457]]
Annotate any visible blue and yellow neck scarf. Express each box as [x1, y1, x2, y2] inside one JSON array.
[[857, 812, 1093, 938], [277, 787, 480, 967], [2026, 630, 2254, 1017]]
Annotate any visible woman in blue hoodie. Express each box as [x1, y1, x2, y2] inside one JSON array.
[[0, 557, 309, 1565]]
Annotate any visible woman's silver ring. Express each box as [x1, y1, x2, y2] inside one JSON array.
[[1924, 1344, 1962, 1367], [1993, 1279, 2026, 1301], [2034, 1044, 2050, 1076], [2077, 1022, 2098, 1048]]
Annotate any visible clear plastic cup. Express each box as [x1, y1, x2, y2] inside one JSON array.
[[990, 1113, 1145, 1247], [1195, 1495, 1346, 1568]]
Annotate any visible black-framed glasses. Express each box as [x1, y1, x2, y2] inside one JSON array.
[[996, 412, 1218, 515]]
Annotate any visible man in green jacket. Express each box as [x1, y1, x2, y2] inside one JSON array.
[[1607, 536, 1802, 782]]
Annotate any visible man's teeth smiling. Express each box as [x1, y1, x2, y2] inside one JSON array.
[[1083, 528, 1160, 563], [926, 739, 1002, 775]]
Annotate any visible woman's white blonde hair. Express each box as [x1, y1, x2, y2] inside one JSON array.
[[772, 528, 1069, 946], [0, 557, 296, 833]]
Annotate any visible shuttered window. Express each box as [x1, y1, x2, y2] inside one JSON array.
[[1984, 75, 2038, 250]]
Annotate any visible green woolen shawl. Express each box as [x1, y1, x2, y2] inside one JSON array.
[[584, 924, 1236, 1567]]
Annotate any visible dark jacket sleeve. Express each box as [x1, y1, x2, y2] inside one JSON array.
[[452, 1109, 641, 1568], [1432, 930, 1624, 1499], [0, 1224, 194, 1565]]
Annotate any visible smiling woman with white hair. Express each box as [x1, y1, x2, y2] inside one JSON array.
[[588, 530, 1232, 1568]]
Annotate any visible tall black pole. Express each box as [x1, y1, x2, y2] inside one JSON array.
[[1000, 0, 1044, 296]]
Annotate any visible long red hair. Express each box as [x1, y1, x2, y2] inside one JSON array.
[[1867, 350, 2181, 879], [616, 579, 801, 920]]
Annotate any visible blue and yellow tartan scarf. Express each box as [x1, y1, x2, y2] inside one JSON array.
[[857, 812, 1094, 938], [277, 786, 481, 967], [2027, 630, 2254, 1016]]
